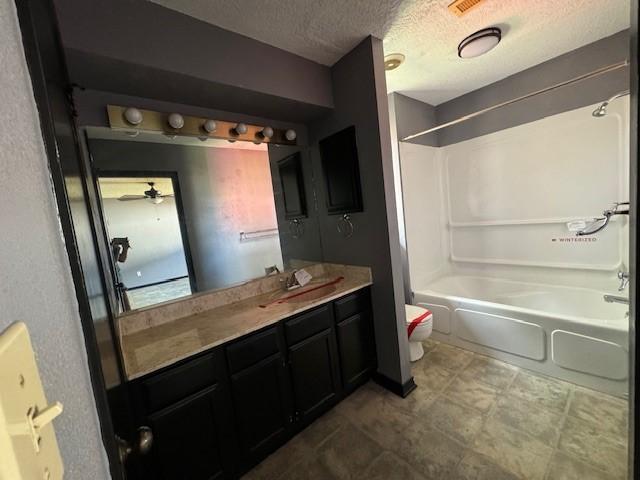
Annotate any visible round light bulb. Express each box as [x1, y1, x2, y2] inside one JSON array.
[[203, 119, 217, 133], [234, 122, 248, 135], [123, 107, 143, 126], [261, 126, 274, 139], [285, 129, 297, 141], [167, 113, 184, 129]]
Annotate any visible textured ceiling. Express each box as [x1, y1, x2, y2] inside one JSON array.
[[149, 0, 630, 105]]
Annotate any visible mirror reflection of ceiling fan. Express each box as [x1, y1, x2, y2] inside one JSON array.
[[117, 182, 174, 204]]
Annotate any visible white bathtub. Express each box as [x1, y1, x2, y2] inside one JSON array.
[[414, 275, 629, 396]]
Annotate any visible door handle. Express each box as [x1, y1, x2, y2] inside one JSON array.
[[116, 426, 153, 464]]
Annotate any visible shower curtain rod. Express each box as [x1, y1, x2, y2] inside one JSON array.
[[401, 60, 630, 142]]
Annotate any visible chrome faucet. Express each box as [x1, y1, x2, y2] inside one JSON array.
[[618, 270, 629, 291], [280, 270, 299, 291], [604, 294, 629, 305]]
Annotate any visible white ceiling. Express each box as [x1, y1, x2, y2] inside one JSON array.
[[150, 0, 629, 105]]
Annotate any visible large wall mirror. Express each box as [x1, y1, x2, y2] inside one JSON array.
[[85, 127, 323, 314]]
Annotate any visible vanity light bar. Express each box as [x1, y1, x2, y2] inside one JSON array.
[[107, 105, 297, 145]]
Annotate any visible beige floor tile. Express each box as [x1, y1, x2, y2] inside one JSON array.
[[492, 394, 564, 447], [389, 422, 466, 480], [413, 362, 457, 393], [243, 434, 311, 480], [507, 371, 571, 413], [558, 416, 627, 479], [277, 456, 339, 480], [451, 450, 520, 480], [426, 397, 486, 445], [425, 343, 475, 371], [461, 355, 518, 390], [296, 408, 345, 448], [444, 377, 499, 413], [472, 418, 553, 480], [315, 424, 382, 479], [422, 338, 439, 354], [545, 452, 620, 480], [358, 451, 427, 480], [568, 388, 628, 437], [382, 384, 437, 416]]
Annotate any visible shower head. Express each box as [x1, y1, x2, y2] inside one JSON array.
[[592, 90, 630, 118]]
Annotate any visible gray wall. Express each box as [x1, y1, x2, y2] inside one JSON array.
[[268, 144, 325, 267], [53, 0, 333, 123], [0, 1, 109, 477], [393, 30, 630, 146], [309, 37, 412, 386], [389, 93, 438, 147], [90, 139, 287, 292]]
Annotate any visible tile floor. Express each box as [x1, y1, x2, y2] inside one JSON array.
[[243, 340, 629, 480]]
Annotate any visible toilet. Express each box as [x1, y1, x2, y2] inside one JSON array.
[[405, 304, 433, 361]]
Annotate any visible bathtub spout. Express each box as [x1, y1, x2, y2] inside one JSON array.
[[603, 294, 629, 305]]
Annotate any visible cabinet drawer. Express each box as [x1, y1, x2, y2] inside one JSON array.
[[284, 304, 333, 345], [334, 288, 370, 322], [227, 327, 281, 374], [138, 352, 220, 413]]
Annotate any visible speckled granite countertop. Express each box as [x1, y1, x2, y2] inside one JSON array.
[[119, 264, 372, 380]]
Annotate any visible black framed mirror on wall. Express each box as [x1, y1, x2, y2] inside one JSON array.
[[319, 126, 363, 215]]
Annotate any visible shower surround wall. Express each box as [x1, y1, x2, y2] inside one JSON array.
[[402, 99, 630, 288], [400, 99, 630, 395]]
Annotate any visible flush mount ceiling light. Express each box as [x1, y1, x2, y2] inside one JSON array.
[[384, 53, 405, 71], [458, 27, 501, 59]]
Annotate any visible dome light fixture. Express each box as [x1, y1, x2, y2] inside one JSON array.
[[259, 126, 274, 139], [167, 113, 184, 129], [202, 119, 217, 133], [285, 129, 297, 141], [233, 123, 248, 135], [384, 53, 405, 71], [458, 27, 501, 59], [123, 107, 143, 126]]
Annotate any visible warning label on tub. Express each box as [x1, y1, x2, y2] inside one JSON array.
[[551, 237, 598, 243]]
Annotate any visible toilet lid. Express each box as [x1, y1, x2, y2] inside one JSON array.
[[405, 305, 432, 337]]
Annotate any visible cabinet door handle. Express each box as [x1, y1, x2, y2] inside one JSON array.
[[116, 426, 153, 464]]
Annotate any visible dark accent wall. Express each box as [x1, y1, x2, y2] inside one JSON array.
[[309, 37, 411, 385], [53, 0, 334, 123], [394, 30, 630, 146], [268, 144, 324, 267]]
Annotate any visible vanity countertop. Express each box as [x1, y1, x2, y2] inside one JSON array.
[[119, 265, 372, 380]]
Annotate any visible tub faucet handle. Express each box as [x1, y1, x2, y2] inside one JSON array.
[[617, 270, 629, 291]]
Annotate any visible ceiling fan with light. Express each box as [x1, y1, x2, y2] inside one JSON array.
[[117, 182, 174, 204]]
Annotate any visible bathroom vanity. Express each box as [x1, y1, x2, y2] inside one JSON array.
[[118, 264, 374, 479]]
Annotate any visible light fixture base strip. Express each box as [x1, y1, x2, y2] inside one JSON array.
[[402, 60, 630, 142], [106, 105, 297, 145]]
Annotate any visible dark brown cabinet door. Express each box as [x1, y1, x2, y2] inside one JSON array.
[[230, 353, 292, 471], [288, 328, 340, 425], [145, 385, 233, 480], [336, 311, 375, 393]]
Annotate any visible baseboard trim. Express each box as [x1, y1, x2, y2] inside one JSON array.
[[373, 372, 417, 398]]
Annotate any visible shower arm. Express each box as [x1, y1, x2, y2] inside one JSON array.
[[575, 202, 629, 236]]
